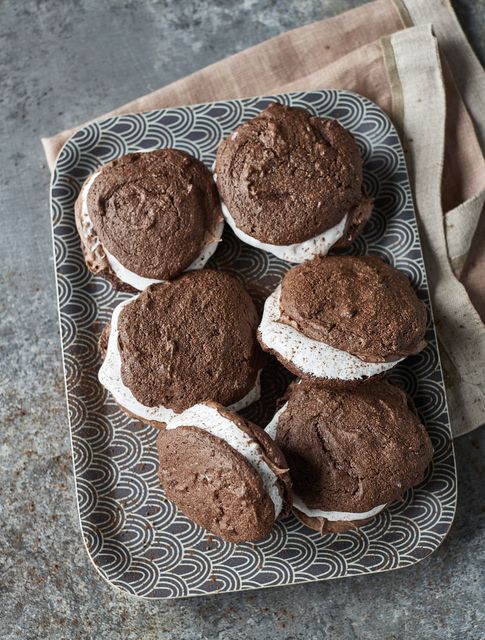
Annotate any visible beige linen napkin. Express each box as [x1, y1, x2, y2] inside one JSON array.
[[43, 0, 485, 437]]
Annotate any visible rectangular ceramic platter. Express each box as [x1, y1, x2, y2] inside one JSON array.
[[50, 91, 456, 599]]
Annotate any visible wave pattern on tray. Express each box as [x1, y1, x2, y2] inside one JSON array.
[[51, 90, 455, 599]]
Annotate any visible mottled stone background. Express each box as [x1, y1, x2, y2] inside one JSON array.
[[0, 1, 483, 638]]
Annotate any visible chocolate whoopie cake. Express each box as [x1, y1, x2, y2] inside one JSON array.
[[157, 402, 291, 543], [258, 255, 427, 384], [214, 103, 372, 262], [75, 149, 223, 290], [266, 379, 433, 533], [98, 269, 265, 427]]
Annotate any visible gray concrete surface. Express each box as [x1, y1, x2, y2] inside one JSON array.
[[1, 1, 484, 638]]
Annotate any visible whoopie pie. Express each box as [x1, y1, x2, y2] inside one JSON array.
[[266, 379, 433, 533], [99, 269, 264, 426], [157, 402, 292, 543], [258, 255, 427, 384], [215, 103, 372, 262], [75, 149, 223, 290]]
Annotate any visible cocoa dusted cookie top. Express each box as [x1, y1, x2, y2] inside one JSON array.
[[279, 255, 427, 362], [85, 149, 222, 280], [117, 269, 264, 412], [215, 102, 372, 245], [274, 379, 433, 514], [157, 402, 291, 543]]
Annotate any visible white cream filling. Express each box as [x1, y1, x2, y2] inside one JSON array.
[[212, 166, 346, 262], [98, 296, 261, 424], [265, 403, 385, 522], [80, 172, 102, 250], [259, 287, 403, 381], [220, 200, 347, 263], [293, 496, 386, 522], [103, 250, 163, 290], [80, 173, 224, 291], [227, 370, 261, 412], [167, 403, 283, 517], [265, 404, 286, 440]]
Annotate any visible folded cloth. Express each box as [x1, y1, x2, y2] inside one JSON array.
[[42, 0, 485, 437]]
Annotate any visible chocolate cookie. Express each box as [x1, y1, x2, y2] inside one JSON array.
[[266, 379, 433, 534], [157, 402, 291, 543], [98, 269, 265, 427], [75, 149, 223, 290], [258, 255, 427, 383], [214, 103, 372, 262]]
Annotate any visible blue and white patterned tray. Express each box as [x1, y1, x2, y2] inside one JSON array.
[[50, 91, 456, 599]]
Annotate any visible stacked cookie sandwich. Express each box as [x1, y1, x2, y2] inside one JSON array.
[[76, 102, 433, 544]]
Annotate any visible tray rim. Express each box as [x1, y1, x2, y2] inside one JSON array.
[[49, 88, 457, 600]]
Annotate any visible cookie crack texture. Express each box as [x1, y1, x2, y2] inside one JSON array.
[[87, 149, 221, 280], [275, 380, 433, 513], [157, 425, 277, 543], [215, 103, 366, 245], [279, 255, 427, 362], [118, 270, 263, 412]]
